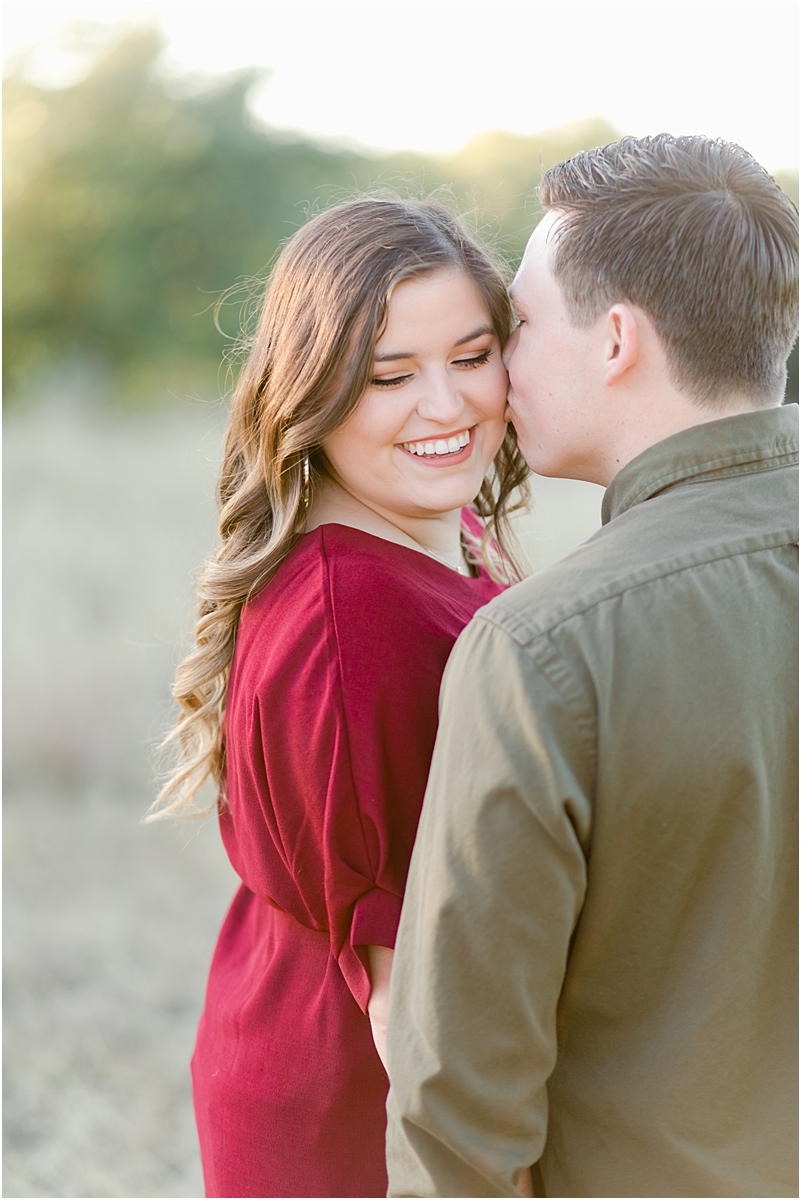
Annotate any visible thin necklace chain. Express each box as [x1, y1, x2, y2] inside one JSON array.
[[346, 503, 471, 576], [420, 542, 471, 576]]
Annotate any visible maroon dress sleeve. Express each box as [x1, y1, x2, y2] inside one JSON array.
[[221, 526, 481, 1013]]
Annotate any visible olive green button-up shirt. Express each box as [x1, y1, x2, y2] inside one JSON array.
[[386, 406, 799, 1199]]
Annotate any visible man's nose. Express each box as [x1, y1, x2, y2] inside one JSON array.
[[502, 326, 520, 370]]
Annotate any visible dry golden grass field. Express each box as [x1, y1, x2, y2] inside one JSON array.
[[3, 396, 602, 1198]]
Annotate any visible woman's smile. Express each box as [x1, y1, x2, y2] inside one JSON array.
[[398, 426, 473, 464]]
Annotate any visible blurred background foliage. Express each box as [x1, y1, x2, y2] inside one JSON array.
[[10, 24, 792, 408]]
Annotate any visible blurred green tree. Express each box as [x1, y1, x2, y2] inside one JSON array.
[[4, 25, 797, 405], [3, 27, 396, 402]]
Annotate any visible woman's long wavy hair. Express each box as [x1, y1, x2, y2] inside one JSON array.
[[150, 197, 530, 820]]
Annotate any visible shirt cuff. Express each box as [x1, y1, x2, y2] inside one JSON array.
[[351, 885, 403, 950], [337, 887, 403, 1013]]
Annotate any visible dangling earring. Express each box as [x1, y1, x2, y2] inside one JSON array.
[[302, 455, 311, 508]]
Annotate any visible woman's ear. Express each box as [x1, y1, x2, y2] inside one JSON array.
[[603, 304, 641, 387]]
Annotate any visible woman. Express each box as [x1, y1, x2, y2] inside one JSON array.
[[152, 198, 530, 1198]]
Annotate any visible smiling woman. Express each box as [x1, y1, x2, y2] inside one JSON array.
[[310, 269, 511, 574], [149, 197, 530, 1198]]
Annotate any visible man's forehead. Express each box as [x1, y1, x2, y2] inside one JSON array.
[[512, 212, 561, 295], [526, 211, 561, 263]]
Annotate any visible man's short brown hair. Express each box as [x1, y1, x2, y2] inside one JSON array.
[[538, 134, 799, 406]]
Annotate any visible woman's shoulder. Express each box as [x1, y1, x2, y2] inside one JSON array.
[[235, 525, 422, 651], [243, 523, 428, 619], [238, 520, 501, 656], [313, 520, 505, 614], [228, 521, 506, 724], [313, 523, 463, 629]]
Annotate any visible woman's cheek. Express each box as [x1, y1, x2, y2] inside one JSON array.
[[490, 361, 511, 414]]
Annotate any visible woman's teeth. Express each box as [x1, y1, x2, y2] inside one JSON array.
[[402, 430, 471, 457]]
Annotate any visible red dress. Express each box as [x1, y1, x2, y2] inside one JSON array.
[[191, 517, 504, 1198]]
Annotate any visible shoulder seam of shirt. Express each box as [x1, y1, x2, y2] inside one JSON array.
[[463, 618, 598, 769], [477, 529, 798, 648], [319, 527, 379, 882]]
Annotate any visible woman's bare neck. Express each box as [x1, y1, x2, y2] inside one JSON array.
[[305, 479, 465, 569]]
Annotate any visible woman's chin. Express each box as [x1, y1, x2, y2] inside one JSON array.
[[396, 473, 490, 518]]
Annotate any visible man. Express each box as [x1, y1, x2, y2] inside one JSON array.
[[385, 135, 798, 1198]]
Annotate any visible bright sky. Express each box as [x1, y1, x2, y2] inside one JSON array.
[[3, 1, 799, 169]]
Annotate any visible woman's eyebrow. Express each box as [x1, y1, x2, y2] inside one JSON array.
[[374, 324, 494, 362], [454, 323, 494, 347]]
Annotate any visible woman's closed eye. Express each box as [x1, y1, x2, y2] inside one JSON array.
[[454, 348, 492, 370], [371, 349, 492, 389], [371, 371, 414, 389]]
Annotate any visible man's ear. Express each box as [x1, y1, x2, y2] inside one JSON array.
[[603, 304, 640, 387]]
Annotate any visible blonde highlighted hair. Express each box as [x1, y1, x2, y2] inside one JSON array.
[[150, 197, 529, 821]]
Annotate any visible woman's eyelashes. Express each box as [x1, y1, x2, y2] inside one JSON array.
[[456, 348, 492, 370], [371, 349, 492, 389], [371, 372, 413, 389]]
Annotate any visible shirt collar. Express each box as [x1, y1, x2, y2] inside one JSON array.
[[602, 405, 799, 525]]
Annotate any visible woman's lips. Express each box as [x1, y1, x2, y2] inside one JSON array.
[[397, 427, 474, 466]]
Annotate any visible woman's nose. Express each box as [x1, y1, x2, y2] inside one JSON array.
[[415, 373, 464, 423]]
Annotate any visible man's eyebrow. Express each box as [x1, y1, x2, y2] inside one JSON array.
[[374, 324, 494, 362]]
